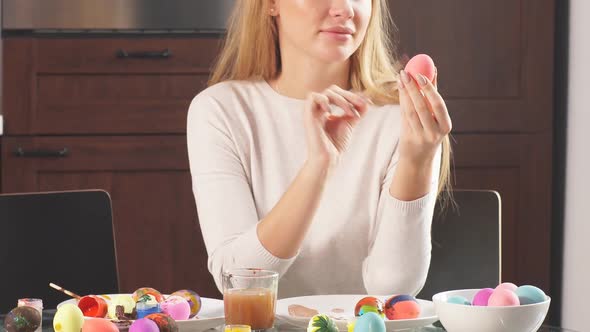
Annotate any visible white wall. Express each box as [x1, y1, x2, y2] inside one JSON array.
[[561, 0, 590, 330]]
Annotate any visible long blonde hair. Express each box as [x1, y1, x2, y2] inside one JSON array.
[[209, 0, 452, 200]]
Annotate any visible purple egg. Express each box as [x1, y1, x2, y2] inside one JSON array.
[[129, 318, 159, 332], [472, 288, 494, 306]]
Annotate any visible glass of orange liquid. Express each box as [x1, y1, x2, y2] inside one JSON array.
[[223, 268, 278, 331]]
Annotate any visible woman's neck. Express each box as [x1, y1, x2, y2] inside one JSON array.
[[271, 48, 352, 100]]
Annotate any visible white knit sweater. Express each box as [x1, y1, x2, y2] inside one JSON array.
[[187, 79, 440, 298]]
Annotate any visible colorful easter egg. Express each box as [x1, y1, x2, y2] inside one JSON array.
[[132, 287, 165, 303], [354, 296, 384, 318], [307, 314, 338, 332], [516, 285, 547, 305], [353, 312, 386, 332], [171, 289, 202, 317], [108, 294, 136, 319], [129, 318, 160, 332], [161, 295, 191, 320], [447, 295, 471, 305], [4, 306, 41, 332], [495, 282, 518, 292], [384, 294, 420, 320], [404, 54, 436, 82], [53, 304, 84, 332], [82, 318, 119, 332], [488, 288, 520, 306], [472, 288, 494, 306], [145, 313, 178, 332]]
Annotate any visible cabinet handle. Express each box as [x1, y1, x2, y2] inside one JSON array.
[[116, 48, 172, 59], [14, 147, 69, 158]]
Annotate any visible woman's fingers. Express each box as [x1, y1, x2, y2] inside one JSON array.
[[418, 74, 452, 134], [398, 76, 422, 133], [324, 89, 357, 119], [328, 85, 369, 116], [400, 70, 438, 135]]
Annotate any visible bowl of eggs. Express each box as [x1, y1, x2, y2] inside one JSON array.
[[432, 283, 550, 332]]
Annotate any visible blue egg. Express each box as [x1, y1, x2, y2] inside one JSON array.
[[353, 312, 385, 332], [447, 295, 471, 305], [515, 285, 546, 305]]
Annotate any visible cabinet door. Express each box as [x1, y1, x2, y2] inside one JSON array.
[[2, 37, 220, 135], [1, 136, 220, 298]]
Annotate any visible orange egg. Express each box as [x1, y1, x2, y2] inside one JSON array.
[[82, 318, 119, 332], [404, 54, 436, 83]]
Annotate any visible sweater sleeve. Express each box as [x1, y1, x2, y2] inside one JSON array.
[[362, 142, 441, 296], [187, 94, 297, 293]]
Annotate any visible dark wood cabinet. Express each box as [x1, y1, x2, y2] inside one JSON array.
[[390, 0, 556, 316], [2, 36, 223, 298], [1, 135, 220, 298]]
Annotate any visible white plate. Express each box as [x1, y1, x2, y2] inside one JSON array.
[[58, 294, 225, 332], [276, 294, 438, 331]]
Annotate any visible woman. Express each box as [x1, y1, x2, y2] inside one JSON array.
[[187, 0, 452, 298]]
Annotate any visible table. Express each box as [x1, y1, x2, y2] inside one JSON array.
[[0, 310, 580, 332]]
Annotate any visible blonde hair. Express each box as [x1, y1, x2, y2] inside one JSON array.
[[209, 0, 452, 201]]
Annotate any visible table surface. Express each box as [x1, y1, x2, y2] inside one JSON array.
[[0, 310, 580, 332]]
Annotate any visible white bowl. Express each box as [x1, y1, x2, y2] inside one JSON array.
[[433, 289, 550, 332]]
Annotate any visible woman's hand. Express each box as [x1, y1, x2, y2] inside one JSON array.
[[303, 85, 369, 167], [397, 69, 452, 167]]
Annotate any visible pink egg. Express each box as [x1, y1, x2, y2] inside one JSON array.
[[495, 282, 518, 292], [404, 54, 436, 82], [82, 318, 119, 332], [488, 289, 520, 306], [129, 318, 160, 332], [160, 295, 191, 320], [472, 288, 494, 306]]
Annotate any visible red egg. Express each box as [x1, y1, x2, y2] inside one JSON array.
[[404, 54, 436, 83], [82, 318, 119, 332], [384, 295, 421, 320]]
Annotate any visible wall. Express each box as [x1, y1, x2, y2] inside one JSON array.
[[561, 0, 590, 330]]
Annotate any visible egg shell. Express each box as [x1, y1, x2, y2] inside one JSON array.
[[132, 287, 165, 303], [472, 288, 494, 306], [108, 294, 136, 319], [171, 289, 202, 317], [384, 295, 420, 320], [307, 314, 338, 332], [516, 285, 547, 305], [447, 295, 471, 305], [145, 313, 178, 332], [129, 318, 160, 332], [82, 318, 119, 332], [53, 304, 85, 332], [488, 288, 520, 306], [495, 282, 518, 292], [4, 306, 41, 332], [404, 54, 436, 82], [354, 296, 384, 318], [353, 312, 386, 332], [161, 295, 191, 320]]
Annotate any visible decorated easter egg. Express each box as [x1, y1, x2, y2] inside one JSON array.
[[53, 304, 84, 332], [3, 306, 41, 332], [145, 313, 178, 332], [353, 312, 386, 332], [404, 54, 436, 83], [307, 314, 338, 332], [472, 288, 494, 306], [171, 289, 202, 317], [129, 318, 160, 332], [488, 288, 520, 306], [354, 296, 384, 318], [161, 295, 191, 320], [384, 294, 420, 320], [108, 294, 136, 319], [516, 285, 547, 305], [495, 282, 518, 292], [447, 296, 471, 305], [132, 287, 165, 303], [82, 318, 119, 332]]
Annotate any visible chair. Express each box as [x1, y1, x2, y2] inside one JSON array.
[[417, 190, 501, 300], [0, 190, 119, 312]]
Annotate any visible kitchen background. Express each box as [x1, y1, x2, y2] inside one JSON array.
[[0, 1, 586, 331]]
